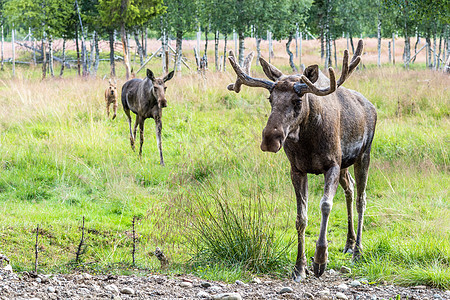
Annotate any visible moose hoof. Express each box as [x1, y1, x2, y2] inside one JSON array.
[[312, 260, 327, 277], [112, 114, 116, 120], [292, 267, 308, 282], [343, 246, 354, 255]]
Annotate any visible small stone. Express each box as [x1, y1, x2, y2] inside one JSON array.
[[113, 296, 122, 300], [40, 275, 50, 283], [360, 278, 369, 284], [235, 280, 245, 285], [318, 289, 330, 296], [336, 292, 348, 300], [212, 293, 242, 300], [433, 294, 443, 300], [208, 286, 222, 293], [412, 285, 427, 289], [278, 287, 294, 294], [105, 284, 119, 295], [251, 278, 261, 284], [201, 282, 212, 288], [35, 277, 42, 283], [350, 280, 362, 287], [328, 269, 337, 275], [340, 266, 351, 274], [337, 283, 349, 290], [3, 265, 12, 272], [304, 292, 314, 298], [82, 273, 92, 280], [74, 274, 83, 281], [197, 291, 211, 299], [121, 287, 135, 295], [370, 296, 377, 300], [180, 281, 193, 288], [47, 286, 56, 293]]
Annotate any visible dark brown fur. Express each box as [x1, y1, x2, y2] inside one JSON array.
[[227, 41, 377, 281], [121, 69, 174, 165]]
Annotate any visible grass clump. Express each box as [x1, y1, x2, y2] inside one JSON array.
[[187, 183, 293, 277]]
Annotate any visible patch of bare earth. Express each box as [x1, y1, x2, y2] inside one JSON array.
[[0, 268, 449, 300]]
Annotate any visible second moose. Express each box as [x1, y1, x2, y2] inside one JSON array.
[[122, 69, 174, 165]]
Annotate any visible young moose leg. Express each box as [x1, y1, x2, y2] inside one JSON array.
[[124, 108, 135, 151], [339, 168, 356, 254], [112, 100, 118, 120], [314, 165, 340, 277], [353, 152, 371, 261], [133, 115, 140, 152], [155, 116, 164, 166], [106, 100, 110, 118], [138, 118, 145, 157], [291, 168, 308, 282]]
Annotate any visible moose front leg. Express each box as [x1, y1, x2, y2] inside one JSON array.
[[155, 116, 164, 166], [314, 165, 340, 277], [291, 168, 309, 282]]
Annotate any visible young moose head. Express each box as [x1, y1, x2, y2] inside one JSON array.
[[107, 79, 117, 97], [146, 69, 174, 109], [227, 41, 362, 154]]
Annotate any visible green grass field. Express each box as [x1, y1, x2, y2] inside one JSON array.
[[0, 49, 449, 288]]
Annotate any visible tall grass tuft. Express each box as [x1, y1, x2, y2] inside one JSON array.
[[186, 182, 293, 276]]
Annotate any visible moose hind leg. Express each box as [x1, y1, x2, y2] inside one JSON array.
[[339, 168, 356, 254], [353, 152, 371, 261], [314, 165, 340, 277], [138, 119, 145, 157], [291, 169, 309, 282], [112, 100, 118, 120]]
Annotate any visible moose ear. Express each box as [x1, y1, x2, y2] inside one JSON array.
[[260, 57, 283, 81], [147, 69, 155, 81], [163, 70, 174, 82], [303, 65, 319, 83]]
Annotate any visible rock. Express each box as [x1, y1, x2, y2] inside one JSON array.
[[47, 286, 56, 293], [3, 265, 12, 272], [304, 292, 314, 298], [235, 280, 245, 285], [278, 287, 294, 294], [412, 285, 427, 289], [40, 275, 50, 283], [360, 278, 369, 284], [251, 278, 262, 284], [82, 273, 92, 280], [74, 274, 83, 282], [35, 277, 42, 283], [197, 291, 211, 299], [212, 293, 242, 300], [180, 281, 193, 288], [337, 283, 349, 290], [318, 289, 330, 297], [201, 282, 212, 288], [340, 266, 351, 274], [121, 287, 135, 295], [328, 269, 337, 275], [336, 292, 348, 300], [208, 286, 222, 293], [350, 280, 362, 287], [105, 284, 119, 295], [433, 294, 443, 300]]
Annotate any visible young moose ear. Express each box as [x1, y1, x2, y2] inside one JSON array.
[[147, 69, 156, 81], [303, 65, 319, 84], [163, 70, 174, 82]]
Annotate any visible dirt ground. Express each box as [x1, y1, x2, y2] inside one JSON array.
[[1, 267, 449, 300]]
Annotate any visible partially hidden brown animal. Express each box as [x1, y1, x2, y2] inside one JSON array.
[[227, 40, 377, 281], [105, 78, 118, 119], [121, 69, 174, 165]]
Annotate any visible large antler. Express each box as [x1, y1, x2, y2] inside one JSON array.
[[337, 39, 363, 87], [227, 50, 274, 92], [295, 39, 363, 97]]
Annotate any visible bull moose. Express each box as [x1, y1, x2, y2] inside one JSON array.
[[227, 40, 377, 280], [121, 69, 174, 165]]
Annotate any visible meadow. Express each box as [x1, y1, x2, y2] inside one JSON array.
[[0, 38, 449, 289]]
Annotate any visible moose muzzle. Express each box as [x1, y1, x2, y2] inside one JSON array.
[[260, 126, 284, 153]]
